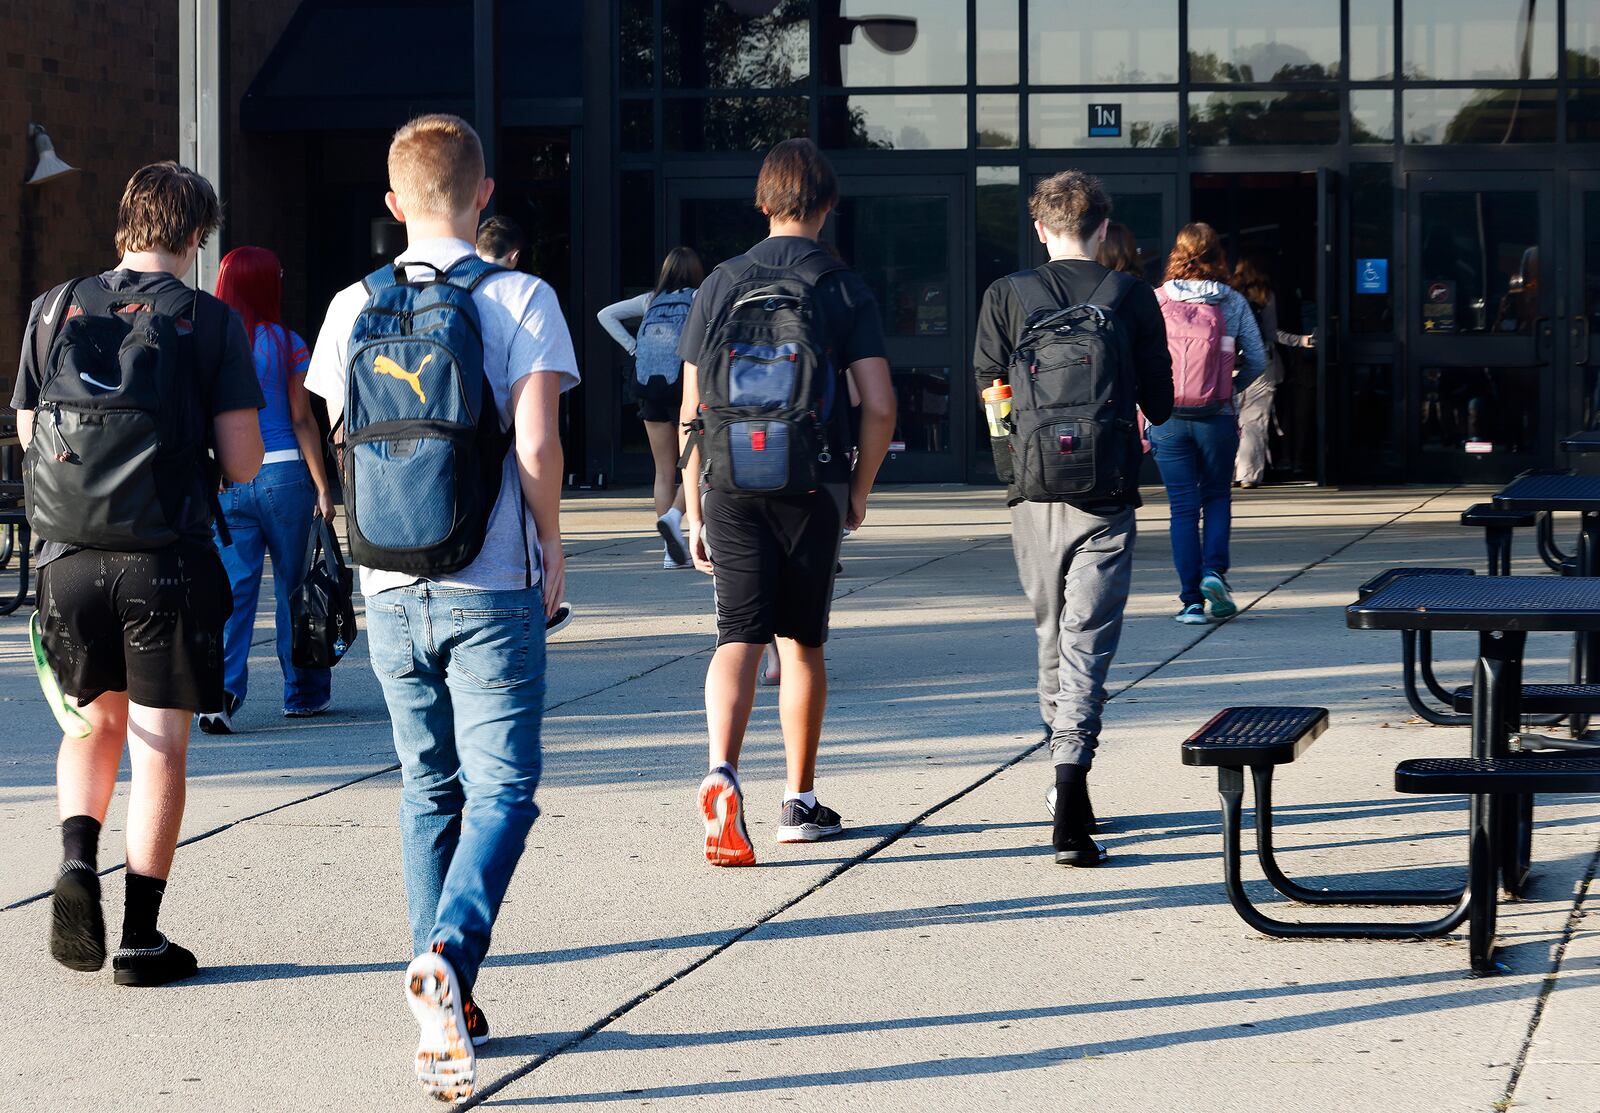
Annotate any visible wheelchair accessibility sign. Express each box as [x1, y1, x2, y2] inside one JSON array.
[[1356, 258, 1388, 294]]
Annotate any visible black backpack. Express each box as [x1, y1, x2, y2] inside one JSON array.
[[1003, 269, 1139, 503], [684, 251, 844, 496], [24, 278, 222, 549]]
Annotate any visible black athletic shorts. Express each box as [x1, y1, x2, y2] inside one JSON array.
[[37, 544, 232, 713], [637, 394, 679, 425], [702, 484, 846, 648]]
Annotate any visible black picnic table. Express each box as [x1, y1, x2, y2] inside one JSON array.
[[1561, 429, 1600, 454]]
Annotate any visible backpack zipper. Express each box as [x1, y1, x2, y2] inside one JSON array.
[[359, 303, 483, 345]]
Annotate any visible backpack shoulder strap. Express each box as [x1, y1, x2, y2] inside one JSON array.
[[443, 255, 506, 292], [1087, 270, 1134, 311], [31, 278, 85, 374], [1005, 270, 1060, 325], [361, 265, 399, 296], [793, 249, 846, 289]]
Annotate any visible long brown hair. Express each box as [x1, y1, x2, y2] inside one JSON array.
[[1097, 222, 1142, 276], [654, 245, 705, 295], [1163, 222, 1230, 283], [1231, 254, 1273, 308]]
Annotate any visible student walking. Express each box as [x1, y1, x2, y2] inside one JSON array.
[[1096, 221, 1144, 277], [1230, 254, 1315, 489], [973, 171, 1173, 866], [1149, 223, 1267, 624], [198, 246, 336, 734], [16, 162, 264, 985], [305, 114, 577, 1102], [678, 138, 895, 867], [476, 214, 524, 269], [597, 247, 705, 568]]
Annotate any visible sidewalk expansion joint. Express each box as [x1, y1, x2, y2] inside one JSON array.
[[461, 488, 1459, 1105]]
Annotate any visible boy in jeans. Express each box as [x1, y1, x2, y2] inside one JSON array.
[[15, 162, 264, 986], [305, 114, 576, 1102], [678, 138, 896, 866], [972, 170, 1173, 865]]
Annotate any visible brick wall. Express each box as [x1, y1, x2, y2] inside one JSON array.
[[0, 0, 178, 389]]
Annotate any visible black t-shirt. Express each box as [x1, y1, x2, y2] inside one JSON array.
[[678, 236, 887, 485], [973, 259, 1174, 509], [12, 269, 263, 562]]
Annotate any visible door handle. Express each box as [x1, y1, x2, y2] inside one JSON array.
[[1576, 316, 1592, 366]]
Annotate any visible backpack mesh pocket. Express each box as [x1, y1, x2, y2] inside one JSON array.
[[353, 437, 458, 550], [726, 420, 792, 491], [728, 343, 800, 407]]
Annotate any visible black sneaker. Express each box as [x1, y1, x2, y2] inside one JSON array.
[[49, 862, 105, 972], [112, 933, 198, 986], [776, 798, 844, 843], [197, 692, 242, 735]]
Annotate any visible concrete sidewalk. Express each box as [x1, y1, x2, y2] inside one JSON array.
[[1, 485, 1596, 1112]]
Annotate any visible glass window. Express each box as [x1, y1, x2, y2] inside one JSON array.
[[678, 196, 770, 272], [1416, 190, 1540, 336], [1402, 0, 1556, 81], [834, 195, 953, 338], [1348, 0, 1395, 81], [620, 99, 653, 153], [619, 0, 653, 89], [1570, 88, 1600, 142], [976, 0, 1020, 84], [976, 95, 1019, 148], [1028, 0, 1179, 85], [1188, 89, 1340, 146], [1571, 2, 1600, 78], [1583, 191, 1600, 429], [617, 171, 657, 459], [662, 97, 810, 152], [1187, 0, 1339, 82], [824, 0, 965, 87], [820, 94, 968, 149], [1419, 367, 1539, 454], [663, 0, 809, 89], [1029, 93, 1179, 148], [1403, 88, 1556, 144], [1349, 164, 1394, 334], [975, 166, 1019, 475], [1350, 89, 1395, 144], [1110, 193, 1168, 284], [1342, 363, 1401, 481]]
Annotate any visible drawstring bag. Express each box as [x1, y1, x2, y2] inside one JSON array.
[[291, 514, 358, 669]]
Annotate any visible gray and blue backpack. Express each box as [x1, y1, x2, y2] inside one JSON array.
[[633, 289, 693, 399], [338, 256, 509, 575]]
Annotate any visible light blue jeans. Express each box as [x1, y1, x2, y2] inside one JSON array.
[[364, 582, 546, 992], [216, 459, 332, 712]]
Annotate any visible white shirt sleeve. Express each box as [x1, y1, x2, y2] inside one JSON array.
[[508, 281, 581, 395], [596, 292, 651, 356], [303, 284, 367, 425]]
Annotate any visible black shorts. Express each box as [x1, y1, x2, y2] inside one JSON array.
[[37, 544, 232, 713], [637, 394, 680, 424], [703, 485, 846, 648]]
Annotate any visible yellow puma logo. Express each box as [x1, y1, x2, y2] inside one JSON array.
[[373, 353, 433, 403]]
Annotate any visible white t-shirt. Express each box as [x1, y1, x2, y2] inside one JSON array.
[[305, 237, 580, 596]]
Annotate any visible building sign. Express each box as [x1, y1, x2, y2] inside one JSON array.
[[1423, 280, 1457, 333], [1356, 258, 1388, 294], [1088, 103, 1121, 138]]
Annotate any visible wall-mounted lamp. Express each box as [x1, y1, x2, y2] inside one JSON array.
[[25, 124, 77, 186]]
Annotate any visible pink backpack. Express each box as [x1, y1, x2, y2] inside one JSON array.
[[1156, 289, 1234, 408]]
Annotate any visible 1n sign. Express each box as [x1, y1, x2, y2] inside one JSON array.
[[1088, 103, 1122, 138]]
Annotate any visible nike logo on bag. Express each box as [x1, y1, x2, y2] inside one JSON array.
[[373, 353, 433, 404], [78, 372, 119, 391]]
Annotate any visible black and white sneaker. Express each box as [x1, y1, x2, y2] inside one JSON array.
[[49, 861, 105, 972], [775, 798, 844, 843], [1045, 784, 1098, 831], [657, 515, 691, 567], [197, 692, 242, 735], [112, 933, 198, 986]]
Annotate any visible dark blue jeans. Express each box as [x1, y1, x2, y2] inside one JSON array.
[[1149, 414, 1239, 606]]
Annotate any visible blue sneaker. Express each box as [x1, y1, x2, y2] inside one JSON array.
[[1175, 603, 1208, 625], [1201, 572, 1237, 619]]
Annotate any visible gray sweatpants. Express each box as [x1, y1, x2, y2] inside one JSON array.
[[1234, 377, 1277, 486], [1010, 501, 1137, 769]]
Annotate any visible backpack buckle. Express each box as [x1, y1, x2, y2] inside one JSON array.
[[1058, 434, 1075, 454]]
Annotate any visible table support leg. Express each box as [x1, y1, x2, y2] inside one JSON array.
[[1474, 630, 1531, 898]]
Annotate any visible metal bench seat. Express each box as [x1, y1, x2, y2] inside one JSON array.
[[1396, 755, 1600, 795], [1357, 565, 1472, 601], [1450, 682, 1600, 715]]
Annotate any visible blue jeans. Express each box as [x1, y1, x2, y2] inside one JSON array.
[[215, 459, 331, 712], [364, 583, 546, 992], [1149, 414, 1240, 606]]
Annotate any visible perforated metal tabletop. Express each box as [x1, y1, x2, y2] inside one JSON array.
[[1494, 472, 1600, 512], [1347, 574, 1600, 631], [1561, 429, 1600, 454]]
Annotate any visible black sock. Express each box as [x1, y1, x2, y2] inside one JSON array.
[[121, 872, 168, 949], [1053, 765, 1089, 847], [61, 815, 101, 872]]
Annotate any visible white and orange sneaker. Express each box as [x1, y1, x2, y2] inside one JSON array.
[[405, 950, 475, 1103], [698, 767, 756, 866]]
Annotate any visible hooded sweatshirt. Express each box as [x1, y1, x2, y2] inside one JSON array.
[[1160, 278, 1267, 417]]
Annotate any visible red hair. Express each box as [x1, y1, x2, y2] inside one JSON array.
[[215, 245, 288, 382]]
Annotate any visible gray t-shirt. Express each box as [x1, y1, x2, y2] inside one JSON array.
[[305, 238, 580, 596]]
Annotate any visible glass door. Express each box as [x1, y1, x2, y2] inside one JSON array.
[[826, 175, 967, 483], [1028, 170, 1178, 285], [1405, 171, 1556, 483], [1569, 172, 1600, 449]]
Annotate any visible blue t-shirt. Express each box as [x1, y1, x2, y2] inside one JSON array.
[[253, 323, 311, 452]]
